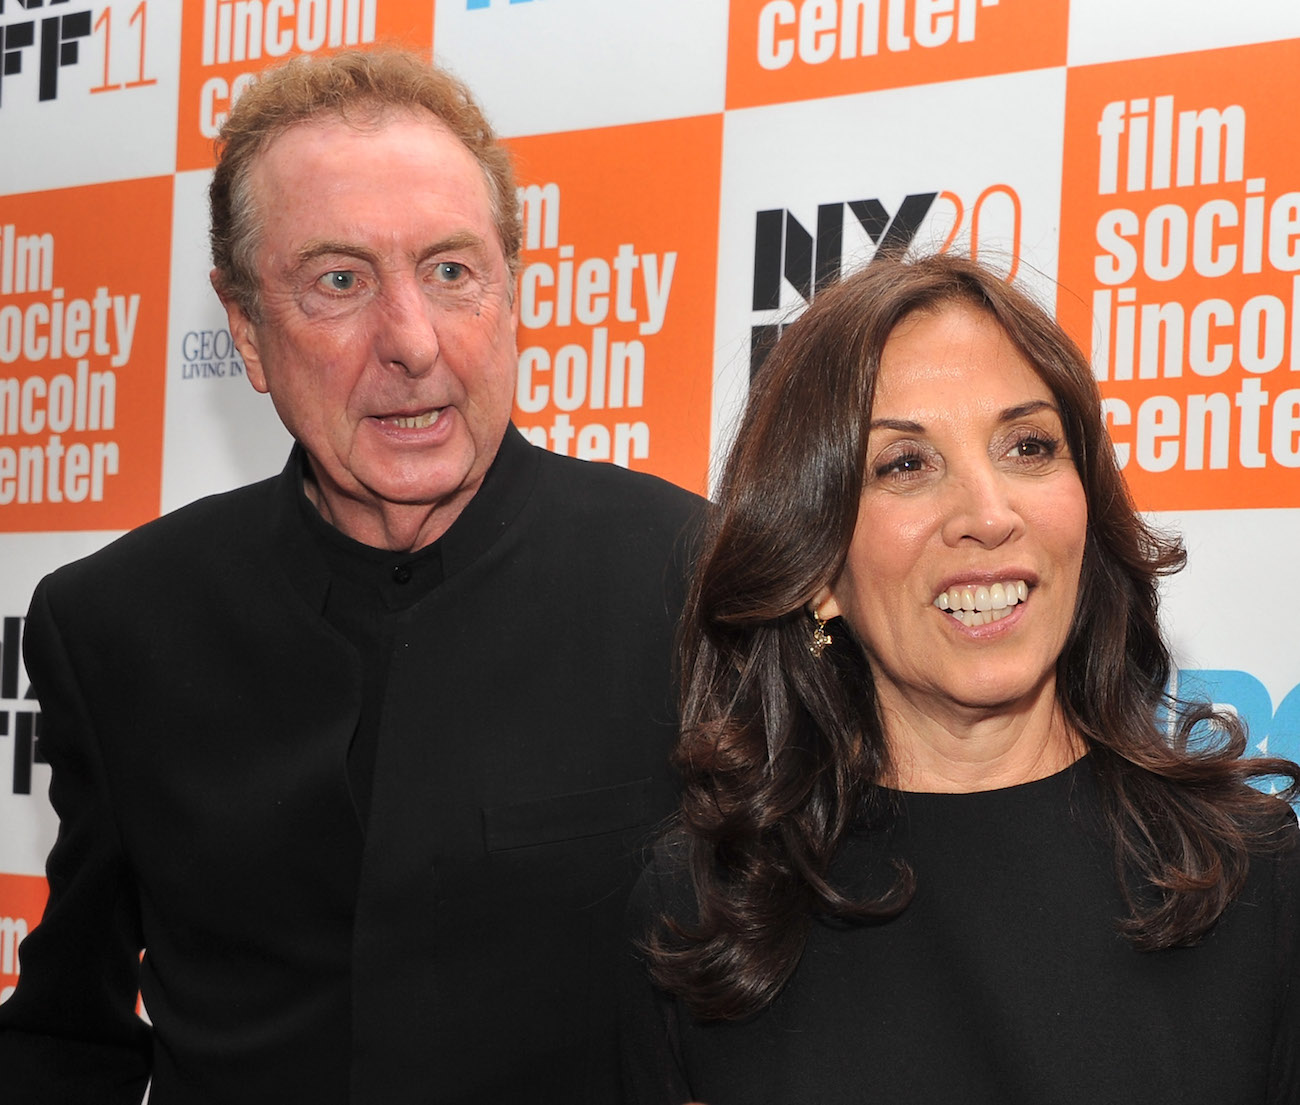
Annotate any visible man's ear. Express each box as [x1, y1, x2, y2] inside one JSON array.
[[809, 585, 842, 622], [211, 270, 268, 394]]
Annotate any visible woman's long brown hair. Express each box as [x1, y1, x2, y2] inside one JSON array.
[[647, 253, 1300, 1021]]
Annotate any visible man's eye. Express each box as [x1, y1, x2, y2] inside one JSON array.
[[435, 262, 467, 282], [320, 271, 357, 292]]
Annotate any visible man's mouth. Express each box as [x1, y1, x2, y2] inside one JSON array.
[[932, 580, 1029, 628], [379, 409, 443, 429]]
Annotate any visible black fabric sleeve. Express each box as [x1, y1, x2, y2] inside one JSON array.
[[619, 846, 695, 1105], [0, 579, 151, 1104]]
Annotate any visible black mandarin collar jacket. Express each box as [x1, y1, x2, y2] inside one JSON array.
[[2, 426, 703, 1105]]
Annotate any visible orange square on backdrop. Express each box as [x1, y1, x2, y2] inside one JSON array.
[[175, 0, 434, 172], [506, 115, 723, 496], [726, 0, 1068, 110], [1058, 39, 1300, 510], [0, 872, 49, 999], [0, 177, 173, 532]]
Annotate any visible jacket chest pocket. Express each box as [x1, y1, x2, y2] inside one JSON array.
[[482, 777, 658, 852]]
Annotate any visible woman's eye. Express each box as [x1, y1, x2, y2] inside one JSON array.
[[320, 271, 357, 292], [1009, 435, 1059, 459], [876, 453, 926, 478]]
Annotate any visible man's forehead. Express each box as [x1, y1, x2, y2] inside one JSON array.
[[241, 106, 505, 272], [254, 106, 469, 175]]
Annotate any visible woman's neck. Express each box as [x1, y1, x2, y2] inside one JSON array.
[[877, 687, 1085, 793]]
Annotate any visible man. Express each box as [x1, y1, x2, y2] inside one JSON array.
[[0, 50, 701, 1104]]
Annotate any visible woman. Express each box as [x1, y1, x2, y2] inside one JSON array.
[[621, 254, 1300, 1105]]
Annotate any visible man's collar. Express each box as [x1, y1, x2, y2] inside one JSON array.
[[437, 424, 538, 578], [268, 425, 540, 607]]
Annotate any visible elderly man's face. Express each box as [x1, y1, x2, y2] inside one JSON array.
[[220, 110, 518, 547]]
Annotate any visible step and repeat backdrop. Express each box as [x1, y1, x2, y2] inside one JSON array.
[[2, 0, 1298, 1003]]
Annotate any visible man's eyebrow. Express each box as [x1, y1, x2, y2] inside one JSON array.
[[420, 231, 488, 258], [292, 232, 489, 268], [867, 400, 1060, 433], [413, 231, 493, 268], [293, 240, 379, 267]]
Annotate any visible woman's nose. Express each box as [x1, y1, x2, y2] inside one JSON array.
[[940, 464, 1023, 549]]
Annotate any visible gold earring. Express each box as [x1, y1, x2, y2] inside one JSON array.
[[809, 610, 832, 657]]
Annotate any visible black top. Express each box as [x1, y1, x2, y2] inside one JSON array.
[[622, 758, 1300, 1105]]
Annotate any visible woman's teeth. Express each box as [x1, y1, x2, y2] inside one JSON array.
[[933, 580, 1029, 628]]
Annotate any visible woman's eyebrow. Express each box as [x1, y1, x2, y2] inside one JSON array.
[[998, 399, 1059, 422], [867, 417, 926, 432], [868, 400, 1059, 434]]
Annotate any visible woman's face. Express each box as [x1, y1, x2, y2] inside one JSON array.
[[819, 302, 1088, 730]]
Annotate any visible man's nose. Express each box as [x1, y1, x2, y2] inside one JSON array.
[[376, 277, 440, 377], [939, 464, 1023, 549]]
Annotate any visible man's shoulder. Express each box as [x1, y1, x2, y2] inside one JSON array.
[[528, 442, 705, 527], [43, 472, 282, 594]]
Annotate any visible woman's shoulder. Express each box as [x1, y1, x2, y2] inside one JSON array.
[[1229, 801, 1300, 960], [1265, 804, 1300, 899]]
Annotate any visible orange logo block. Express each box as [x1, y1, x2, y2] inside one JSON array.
[[726, 0, 1067, 110], [175, 0, 432, 172], [0, 178, 171, 532], [505, 115, 722, 495], [0, 873, 47, 1005], [1058, 40, 1300, 511]]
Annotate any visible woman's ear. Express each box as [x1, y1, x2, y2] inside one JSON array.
[[809, 585, 842, 622]]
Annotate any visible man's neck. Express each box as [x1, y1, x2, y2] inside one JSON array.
[[301, 474, 479, 553]]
